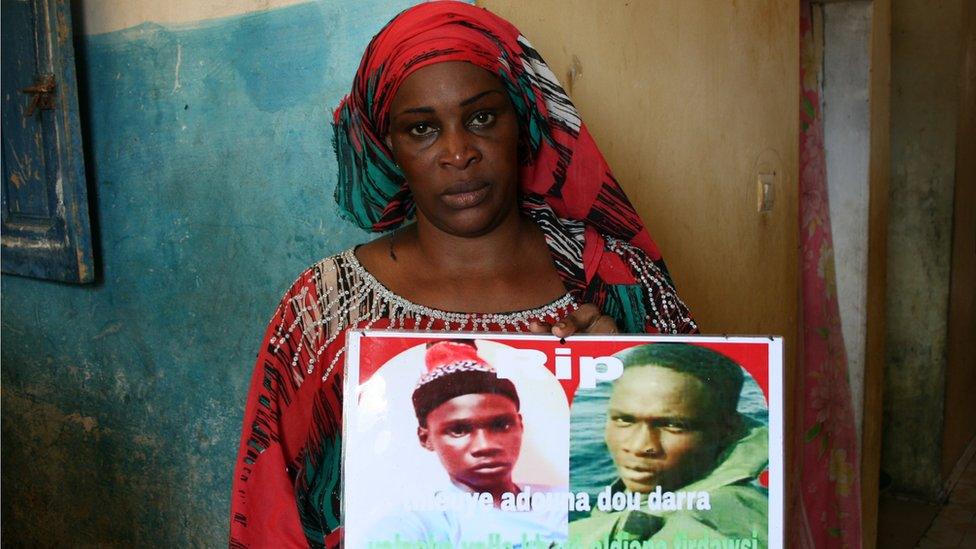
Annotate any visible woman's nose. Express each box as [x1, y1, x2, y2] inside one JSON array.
[[440, 126, 480, 169]]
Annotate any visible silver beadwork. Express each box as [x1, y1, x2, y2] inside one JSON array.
[[289, 249, 578, 382]]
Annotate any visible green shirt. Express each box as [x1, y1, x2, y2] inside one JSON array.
[[569, 420, 768, 548]]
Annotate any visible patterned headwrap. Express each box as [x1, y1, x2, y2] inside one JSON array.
[[412, 340, 519, 425], [332, 0, 664, 274]]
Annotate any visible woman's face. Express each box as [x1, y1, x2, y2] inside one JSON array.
[[386, 62, 520, 238]]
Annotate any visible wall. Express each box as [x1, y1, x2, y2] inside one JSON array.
[[0, 1, 418, 544], [477, 0, 799, 344], [78, 0, 309, 34], [942, 0, 976, 481], [1, 0, 810, 544], [884, 0, 965, 500], [473, 2, 800, 530], [822, 1, 873, 440]]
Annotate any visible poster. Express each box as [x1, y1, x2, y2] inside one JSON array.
[[343, 332, 783, 549]]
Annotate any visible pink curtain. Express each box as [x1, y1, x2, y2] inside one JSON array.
[[794, 2, 863, 547]]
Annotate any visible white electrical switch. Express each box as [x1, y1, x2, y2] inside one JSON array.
[[758, 172, 775, 212]]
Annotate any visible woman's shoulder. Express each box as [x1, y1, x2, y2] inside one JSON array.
[[274, 246, 365, 304], [257, 247, 368, 373]]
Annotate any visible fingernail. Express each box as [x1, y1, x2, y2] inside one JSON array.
[[555, 322, 566, 329]]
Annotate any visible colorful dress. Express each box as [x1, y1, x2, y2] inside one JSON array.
[[229, 204, 696, 548]]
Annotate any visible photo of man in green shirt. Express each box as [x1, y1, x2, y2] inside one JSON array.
[[570, 343, 768, 547]]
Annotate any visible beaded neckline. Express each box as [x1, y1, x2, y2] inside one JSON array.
[[340, 248, 577, 323]]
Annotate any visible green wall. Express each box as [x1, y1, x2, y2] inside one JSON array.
[[0, 1, 417, 544]]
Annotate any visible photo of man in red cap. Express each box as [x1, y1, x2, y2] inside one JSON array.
[[361, 339, 567, 546], [413, 340, 526, 505]]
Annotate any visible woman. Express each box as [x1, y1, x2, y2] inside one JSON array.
[[229, 2, 696, 547]]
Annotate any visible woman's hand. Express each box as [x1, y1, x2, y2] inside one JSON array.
[[529, 303, 619, 337]]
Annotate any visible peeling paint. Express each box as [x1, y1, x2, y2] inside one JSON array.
[[132, 434, 161, 449], [56, 8, 70, 45], [1, 1, 419, 545], [6, 147, 41, 190], [2, 390, 111, 439], [93, 322, 123, 340], [1, 236, 65, 250], [65, 412, 99, 433], [173, 43, 183, 92], [80, 0, 313, 36]]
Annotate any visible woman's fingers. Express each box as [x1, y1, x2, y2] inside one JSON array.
[[528, 320, 553, 333], [585, 313, 620, 334], [529, 305, 619, 337], [551, 304, 619, 337]]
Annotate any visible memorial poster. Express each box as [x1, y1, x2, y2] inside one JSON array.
[[343, 332, 783, 549]]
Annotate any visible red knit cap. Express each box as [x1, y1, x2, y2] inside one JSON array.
[[412, 340, 520, 424]]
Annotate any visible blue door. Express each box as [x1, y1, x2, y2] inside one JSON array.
[[1, 0, 94, 283]]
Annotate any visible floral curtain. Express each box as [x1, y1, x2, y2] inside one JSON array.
[[794, 1, 863, 547]]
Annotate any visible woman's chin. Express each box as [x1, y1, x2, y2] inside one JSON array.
[[423, 207, 516, 239]]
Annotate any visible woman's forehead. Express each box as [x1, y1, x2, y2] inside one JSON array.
[[390, 61, 506, 114]]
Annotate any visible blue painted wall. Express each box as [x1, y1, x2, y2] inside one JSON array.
[[0, 1, 417, 544]]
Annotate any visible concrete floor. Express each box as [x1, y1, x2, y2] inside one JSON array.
[[877, 449, 976, 548]]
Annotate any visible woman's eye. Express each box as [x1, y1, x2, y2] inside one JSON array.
[[469, 112, 496, 128], [409, 123, 435, 137]]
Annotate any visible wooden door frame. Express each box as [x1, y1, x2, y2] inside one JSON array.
[[861, 0, 890, 547]]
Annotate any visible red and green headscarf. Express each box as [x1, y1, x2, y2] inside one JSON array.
[[332, 0, 663, 269]]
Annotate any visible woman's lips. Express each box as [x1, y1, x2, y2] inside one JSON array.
[[442, 181, 490, 209]]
